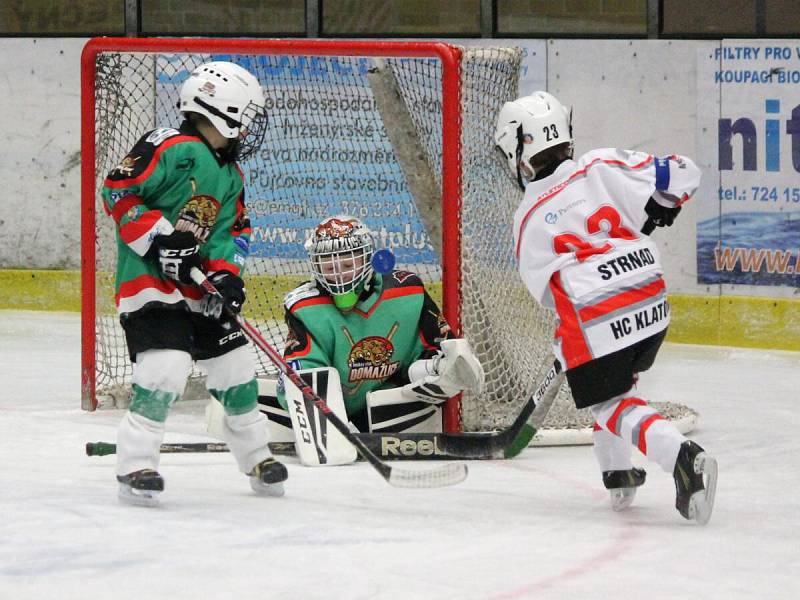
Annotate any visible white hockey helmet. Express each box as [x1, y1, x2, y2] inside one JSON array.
[[494, 91, 573, 189], [179, 61, 267, 160], [305, 216, 374, 310]]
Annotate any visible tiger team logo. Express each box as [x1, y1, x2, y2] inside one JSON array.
[[315, 217, 357, 240], [347, 336, 400, 383], [174, 179, 220, 243]]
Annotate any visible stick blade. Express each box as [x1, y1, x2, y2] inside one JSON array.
[[388, 462, 468, 488], [437, 431, 510, 460]]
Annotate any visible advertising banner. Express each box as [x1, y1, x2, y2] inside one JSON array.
[[697, 41, 800, 286], [155, 42, 546, 267]]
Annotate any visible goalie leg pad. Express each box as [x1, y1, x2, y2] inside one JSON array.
[[285, 367, 357, 466], [367, 387, 442, 433]]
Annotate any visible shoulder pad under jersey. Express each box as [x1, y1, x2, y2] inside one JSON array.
[[284, 281, 321, 310]]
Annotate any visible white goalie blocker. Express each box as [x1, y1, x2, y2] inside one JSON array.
[[205, 340, 484, 466]]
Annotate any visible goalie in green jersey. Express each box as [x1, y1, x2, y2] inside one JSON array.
[[270, 215, 485, 465]]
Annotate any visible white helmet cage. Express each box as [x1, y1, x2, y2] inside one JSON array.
[[305, 216, 374, 296], [494, 91, 573, 189], [179, 61, 267, 161]]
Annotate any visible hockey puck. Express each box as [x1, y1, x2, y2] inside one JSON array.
[[371, 249, 396, 274]]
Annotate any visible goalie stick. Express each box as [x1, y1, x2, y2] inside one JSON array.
[[86, 361, 562, 462], [190, 268, 467, 489]]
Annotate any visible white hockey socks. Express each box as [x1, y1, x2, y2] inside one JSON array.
[[117, 349, 191, 476], [592, 423, 633, 472], [590, 394, 685, 473], [222, 408, 275, 474], [116, 411, 166, 476]]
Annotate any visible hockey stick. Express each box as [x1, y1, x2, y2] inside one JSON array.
[[85, 435, 466, 461], [87, 441, 229, 456], [437, 361, 564, 459], [190, 268, 467, 488]]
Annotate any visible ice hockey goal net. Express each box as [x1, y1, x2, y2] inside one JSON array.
[[81, 38, 696, 443]]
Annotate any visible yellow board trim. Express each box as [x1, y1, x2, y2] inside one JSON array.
[[667, 294, 800, 352], [2, 270, 796, 351]]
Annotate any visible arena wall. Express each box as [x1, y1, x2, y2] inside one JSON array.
[[0, 37, 796, 350]]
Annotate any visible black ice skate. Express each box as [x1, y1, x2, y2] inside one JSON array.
[[248, 458, 288, 497], [117, 469, 164, 507], [673, 441, 718, 525], [602, 467, 646, 511]]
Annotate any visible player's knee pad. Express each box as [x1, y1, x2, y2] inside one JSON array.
[[201, 345, 257, 415], [130, 349, 192, 421], [201, 344, 254, 390], [132, 348, 192, 393]]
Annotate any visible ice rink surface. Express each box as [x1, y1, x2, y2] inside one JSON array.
[[1, 311, 799, 600]]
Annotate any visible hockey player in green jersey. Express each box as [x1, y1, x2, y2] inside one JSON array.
[[102, 61, 287, 505], [275, 216, 484, 465]]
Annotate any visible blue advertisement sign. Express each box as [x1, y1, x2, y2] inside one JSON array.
[[696, 42, 800, 286]]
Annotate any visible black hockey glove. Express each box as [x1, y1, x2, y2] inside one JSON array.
[[644, 196, 682, 229], [201, 270, 246, 320], [152, 231, 201, 285]]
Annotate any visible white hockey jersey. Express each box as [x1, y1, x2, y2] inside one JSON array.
[[512, 148, 701, 370]]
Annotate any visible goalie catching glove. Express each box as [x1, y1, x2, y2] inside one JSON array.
[[200, 270, 246, 319], [402, 338, 485, 405]]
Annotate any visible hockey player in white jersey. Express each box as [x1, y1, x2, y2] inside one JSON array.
[[495, 91, 717, 524]]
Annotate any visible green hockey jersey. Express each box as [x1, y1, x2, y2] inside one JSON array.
[[281, 271, 451, 416], [101, 121, 251, 316]]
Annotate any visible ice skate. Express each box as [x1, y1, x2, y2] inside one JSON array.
[[673, 441, 717, 525], [248, 458, 288, 497], [602, 467, 646, 511], [117, 469, 164, 507]]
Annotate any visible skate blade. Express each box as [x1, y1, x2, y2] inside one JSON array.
[[250, 478, 285, 497], [610, 488, 637, 512], [118, 484, 161, 507], [688, 454, 718, 525]]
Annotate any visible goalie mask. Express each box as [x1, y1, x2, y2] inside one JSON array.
[[494, 91, 573, 190], [305, 216, 374, 311], [179, 61, 267, 161]]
